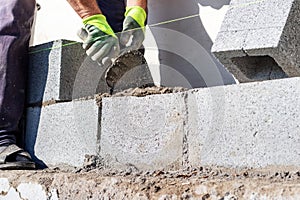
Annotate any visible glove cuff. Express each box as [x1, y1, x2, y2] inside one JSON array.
[[83, 14, 116, 37], [125, 6, 147, 28]]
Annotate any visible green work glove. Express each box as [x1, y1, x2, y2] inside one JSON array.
[[120, 6, 147, 52], [78, 14, 120, 66]]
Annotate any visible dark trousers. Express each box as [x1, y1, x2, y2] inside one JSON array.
[[97, 0, 126, 33], [0, 0, 35, 145], [97, 0, 146, 53]]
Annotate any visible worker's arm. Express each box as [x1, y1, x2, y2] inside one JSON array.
[[66, 0, 101, 19], [127, 0, 147, 10], [120, 0, 147, 51], [67, 0, 119, 65]]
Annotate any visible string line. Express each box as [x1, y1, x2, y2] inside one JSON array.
[[29, 0, 266, 55]]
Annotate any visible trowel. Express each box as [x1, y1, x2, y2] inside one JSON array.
[[104, 49, 147, 91], [78, 28, 147, 93]]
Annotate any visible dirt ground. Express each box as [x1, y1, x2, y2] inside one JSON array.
[[2, 164, 299, 200]]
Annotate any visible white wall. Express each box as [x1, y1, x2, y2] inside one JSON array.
[[31, 0, 235, 88]]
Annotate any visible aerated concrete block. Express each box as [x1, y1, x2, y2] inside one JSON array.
[[28, 40, 154, 103], [212, 0, 300, 82], [100, 93, 186, 170], [188, 77, 300, 168], [25, 99, 100, 167]]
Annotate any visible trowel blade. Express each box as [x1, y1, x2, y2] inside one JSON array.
[[105, 50, 147, 88]]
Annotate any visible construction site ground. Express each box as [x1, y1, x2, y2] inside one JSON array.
[[2, 164, 300, 199]]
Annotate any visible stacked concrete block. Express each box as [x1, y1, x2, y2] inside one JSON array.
[[25, 100, 100, 167], [28, 40, 154, 103], [26, 40, 101, 167], [187, 77, 300, 168], [100, 77, 300, 169], [100, 93, 186, 170], [26, 36, 300, 169], [28, 40, 86, 103], [26, 40, 154, 167], [25, 75, 300, 168], [212, 0, 300, 82]]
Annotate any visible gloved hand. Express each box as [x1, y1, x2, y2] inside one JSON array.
[[78, 14, 120, 66], [120, 6, 147, 52]]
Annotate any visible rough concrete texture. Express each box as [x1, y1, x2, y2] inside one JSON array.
[[0, 167, 299, 200], [25, 99, 100, 167], [212, 0, 300, 82], [28, 40, 86, 104], [25, 78, 300, 169], [25, 86, 186, 169], [28, 41, 154, 103], [100, 93, 186, 171], [187, 77, 300, 168], [100, 77, 300, 170]]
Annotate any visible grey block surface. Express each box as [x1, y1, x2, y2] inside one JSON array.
[[28, 40, 86, 103], [28, 40, 154, 103], [100, 77, 300, 169], [25, 100, 100, 167], [188, 77, 300, 168], [100, 93, 186, 170], [25, 77, 300, 169], [212, 0, 300, 82]]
